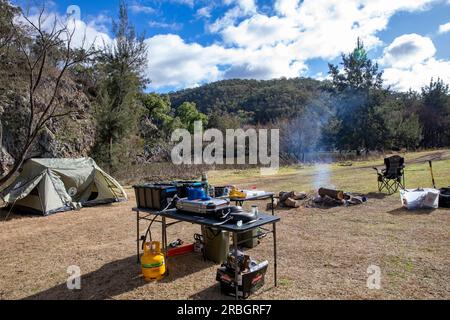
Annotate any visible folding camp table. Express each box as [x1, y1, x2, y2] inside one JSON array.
[[229, 192, 275, 216], [132, 207, 280, 300]]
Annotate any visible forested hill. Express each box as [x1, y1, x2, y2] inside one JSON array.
[[169, 78, 331, 124]]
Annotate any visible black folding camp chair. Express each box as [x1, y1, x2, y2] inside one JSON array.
[[373, 155, 405, 194]]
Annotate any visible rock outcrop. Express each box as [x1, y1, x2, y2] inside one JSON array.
[[0, 77, 97, 176]]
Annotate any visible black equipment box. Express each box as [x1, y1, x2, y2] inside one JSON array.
[[133, 184, 178, 210], [439, 187, 450, 208], [214, 186, 233, 197], [134, 180, 206, 210], [216, 261, 268, 299]]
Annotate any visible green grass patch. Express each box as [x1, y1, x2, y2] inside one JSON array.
[[208, 150, 450, 193]]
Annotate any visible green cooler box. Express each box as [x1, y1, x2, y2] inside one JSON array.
[[201, 226, 230, 263]]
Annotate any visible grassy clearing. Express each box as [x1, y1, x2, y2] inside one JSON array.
[[0, 150, 449, 300], [208, 150, 450, 194]]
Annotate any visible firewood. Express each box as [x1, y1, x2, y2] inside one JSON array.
[[318, 188, 345, 200], [292, 192, 307, 200], [284, 197, 300, 208], [279, 191, 293, 202]]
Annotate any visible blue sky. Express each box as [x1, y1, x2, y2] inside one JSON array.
[[13, 0, 450, 93]]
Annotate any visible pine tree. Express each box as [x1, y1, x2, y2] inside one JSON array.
[[93, 1, 148, 170], [327, 38, 387, 154]]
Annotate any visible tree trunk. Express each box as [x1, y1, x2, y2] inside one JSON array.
[[0, 156, 24, 186], [109, 135, 113, 172], [0, 140, 33, 186]]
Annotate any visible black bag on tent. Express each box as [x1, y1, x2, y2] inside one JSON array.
[[439, 187, 450, 208]]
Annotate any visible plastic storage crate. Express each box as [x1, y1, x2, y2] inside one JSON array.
[[133, 184, 178, 210]]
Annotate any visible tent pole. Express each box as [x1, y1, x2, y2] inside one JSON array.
[[3, 199, 18, 221], [38, 184, 46, 215]]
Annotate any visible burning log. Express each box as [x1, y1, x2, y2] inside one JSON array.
[[314, 195, 342, 206], [318, 188, 345, 200]]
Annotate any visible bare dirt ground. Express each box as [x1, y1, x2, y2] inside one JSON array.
[[1, 188, 449, 300]]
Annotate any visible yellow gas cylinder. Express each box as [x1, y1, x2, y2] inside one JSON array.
[[141, 241, 166, 281]]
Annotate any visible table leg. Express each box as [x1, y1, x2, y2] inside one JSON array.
[[271, 195, 275, 215], [162, 216, 169, 275], [233, 232, 239, 300], [273, 222, 277, 287], [136, 210, 140, 264]]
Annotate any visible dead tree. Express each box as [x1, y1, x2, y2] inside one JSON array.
[[0, 6, 97, 185]]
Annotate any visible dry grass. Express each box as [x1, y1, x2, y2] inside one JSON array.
[[0, 150, 449, 300]]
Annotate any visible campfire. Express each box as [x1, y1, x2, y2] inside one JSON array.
[[270, 188, 368, 210], [313, 188, 367, 207]]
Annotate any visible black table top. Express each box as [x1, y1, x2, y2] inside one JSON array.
[[229, 192, 274, 202], [132, 207, 280, 233]]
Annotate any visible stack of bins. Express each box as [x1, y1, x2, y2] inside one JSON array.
[[133, 184, 178, 210]]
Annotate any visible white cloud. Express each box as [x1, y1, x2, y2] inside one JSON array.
[[208, 6, 248, 33], [224, 0, 257, 13], [170, 0, 195, 7], [196, 6, 212, 19], [383, 58, 450, 91], [25, 0, 446, 91], [381, 34, 450, 91], [216, 0, 435, 54], [220, 14, 300, 49], [146, 34, 307, 89], [129, 5, 156, 14], [148, 20, 183, 30], [145, 0, 443, 90], [380, 33, 436, 68], [274, 0, 300, 16], [86, 14, 111, 34], [146, 34, 227, 89], [438, 22, 450, 34], [19, 10, 112, 50], [67, 19, 112, 49]]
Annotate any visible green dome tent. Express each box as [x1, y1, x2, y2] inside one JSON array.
[[1, 158, 127, 215]]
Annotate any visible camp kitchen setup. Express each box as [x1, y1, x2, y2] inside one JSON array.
[[132, 176, 279, 299], [1, 155, 448, 300]]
